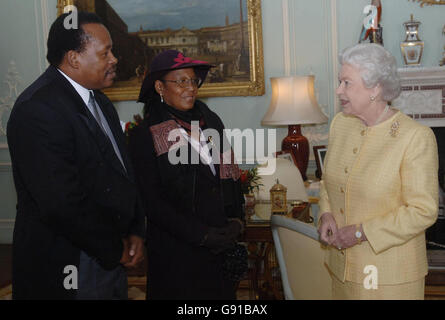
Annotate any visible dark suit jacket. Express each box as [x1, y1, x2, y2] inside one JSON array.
[[7, 66, 145, 300]]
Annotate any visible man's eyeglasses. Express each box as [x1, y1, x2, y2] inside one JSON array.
[[162, 78, 202, 88]]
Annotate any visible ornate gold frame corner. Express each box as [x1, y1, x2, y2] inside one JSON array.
[[409, 0, 445, 7], [57, 0, 265, 101]]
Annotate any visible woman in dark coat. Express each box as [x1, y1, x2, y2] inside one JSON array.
[[128, 50, 245, 300]]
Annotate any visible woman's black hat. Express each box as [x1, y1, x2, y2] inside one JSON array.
[[138, 50, 214, 103]]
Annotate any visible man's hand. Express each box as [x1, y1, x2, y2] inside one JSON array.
[[120, 238, 132, 265], [123, 235, 144, 268], [317, 212, 338, 246]]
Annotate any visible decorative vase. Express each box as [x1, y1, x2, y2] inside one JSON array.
[[244, 193, 256, 218], [400, 14, 424, 66]]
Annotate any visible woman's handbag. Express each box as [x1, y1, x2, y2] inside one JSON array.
[[222, 243, 248, 281]]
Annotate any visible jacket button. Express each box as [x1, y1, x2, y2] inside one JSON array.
[[340, 187, 345, 193], [344, 167, 348, 174], [353, 147, 358, 154], [361, 130, 366, 136], [341, 250, 345, 255], [340, 208, 344, 214]]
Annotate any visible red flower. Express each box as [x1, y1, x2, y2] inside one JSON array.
[[240, 170, 248, 184], [239, 168, 263, 194]]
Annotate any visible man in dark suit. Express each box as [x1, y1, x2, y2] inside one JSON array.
[[6, 12, 145, 299]]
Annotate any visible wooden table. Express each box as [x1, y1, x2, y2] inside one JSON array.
[[425, 250, 445, 299], [242, 220, 278, 300]]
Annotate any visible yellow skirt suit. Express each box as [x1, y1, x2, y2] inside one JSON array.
[[319, 110, 438, 299]]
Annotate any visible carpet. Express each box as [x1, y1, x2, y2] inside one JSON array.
[[0, 285, 12, 300], [0, 277, 251, 300], [0, 276, 146, 300]]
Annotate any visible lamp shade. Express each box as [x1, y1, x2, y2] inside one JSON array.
[[262, 76, 328, 125]]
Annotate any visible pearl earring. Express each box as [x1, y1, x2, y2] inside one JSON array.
[[160, 92, 164, 103]]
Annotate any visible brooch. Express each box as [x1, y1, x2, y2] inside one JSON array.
[[207, 136, 215, 147], [390, 121, 400, 137]]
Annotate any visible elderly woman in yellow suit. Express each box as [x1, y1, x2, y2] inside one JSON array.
[[318, 43, 438, 300]]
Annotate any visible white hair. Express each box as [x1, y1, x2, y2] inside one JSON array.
[[339, 43, 401, 101]]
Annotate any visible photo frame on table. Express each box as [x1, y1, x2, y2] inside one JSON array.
[[57, 0, 265, 101], [313, 145, 327, 179]]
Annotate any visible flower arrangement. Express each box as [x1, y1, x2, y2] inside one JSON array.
[[239, 167, 263, 195], [124, 114, 143, 136]]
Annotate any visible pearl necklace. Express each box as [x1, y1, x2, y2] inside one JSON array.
[[373, 104, 390, 126]]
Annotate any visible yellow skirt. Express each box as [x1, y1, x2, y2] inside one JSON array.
[[332, 275, 424, 300]]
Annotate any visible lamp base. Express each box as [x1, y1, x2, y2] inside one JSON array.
[[282, 124, 309, 181]]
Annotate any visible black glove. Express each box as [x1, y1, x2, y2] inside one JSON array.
[[201, 227, 236, 254], [220, 220, 243, 241]]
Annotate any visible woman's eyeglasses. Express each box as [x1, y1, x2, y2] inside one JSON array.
[[162, 78, 202, 88]]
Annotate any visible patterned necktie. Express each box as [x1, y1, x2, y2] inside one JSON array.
[[88, 91, 127, 173]]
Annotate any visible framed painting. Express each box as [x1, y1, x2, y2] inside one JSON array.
[[57, 0, 265, 101], [313, 145, 327, 179], [410, 0, 445, 7]]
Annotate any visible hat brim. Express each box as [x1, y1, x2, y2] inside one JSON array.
[[137, 63, 214, 103]]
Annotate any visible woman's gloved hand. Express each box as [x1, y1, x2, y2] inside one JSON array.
[[201, 226, 237, 254], [221, 219, 243, 240]]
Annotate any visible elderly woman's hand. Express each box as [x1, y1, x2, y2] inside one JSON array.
[[318, 212, 338, 246], [331, 224, 366, 250]]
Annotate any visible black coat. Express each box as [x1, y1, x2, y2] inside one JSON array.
[[128, 99, 244, 299], [7, 66, 145, 300]]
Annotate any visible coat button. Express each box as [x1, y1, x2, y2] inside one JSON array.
[[344, 167, 348, 174], [353, 147, 358, 154], [340, 208, 344, 214], [361, 130, 366, 136], [340, 187, 345, 193]]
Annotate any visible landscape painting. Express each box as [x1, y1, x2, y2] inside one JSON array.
[[57, 0, 265, 100]]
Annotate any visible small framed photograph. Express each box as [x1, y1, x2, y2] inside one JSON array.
[[313, 145, 327, 179]]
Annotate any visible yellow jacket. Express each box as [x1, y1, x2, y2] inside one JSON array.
[[319, 110, 438, 285]]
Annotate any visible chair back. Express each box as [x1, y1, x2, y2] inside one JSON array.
[[271, 214, 332, 300]]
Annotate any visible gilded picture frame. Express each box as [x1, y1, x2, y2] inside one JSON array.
[[57, 0, 265, 101], [409, 0, 445, 6]]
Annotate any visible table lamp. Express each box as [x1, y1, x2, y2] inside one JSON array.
[[262, 75, 328, 180]]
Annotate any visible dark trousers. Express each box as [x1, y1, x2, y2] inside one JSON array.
[[76, 251, 128, 300]]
